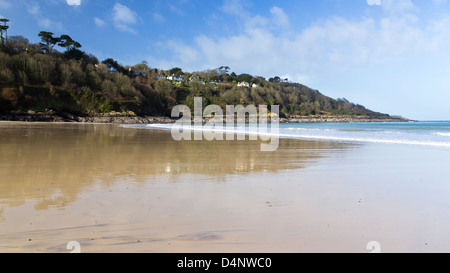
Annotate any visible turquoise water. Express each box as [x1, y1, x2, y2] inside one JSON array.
[[126, 121, 450, 148], [277, 121, 450, 147]]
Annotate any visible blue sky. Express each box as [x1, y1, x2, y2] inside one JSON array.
[[1, 0, 450, 120]]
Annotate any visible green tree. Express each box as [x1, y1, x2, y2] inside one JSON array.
[[58, 35, 82, 51], [217, 66, 230, 75], [190, 80, 204, 96], [102, 58, 119, 68], [102, 58, 125, 73], [134, 61, 149, 71], [237, 73, 253, 83], [155, 78, 175, 98], [6, 36, 29, 53], [169, 67, 183, 76], [268, 76, 281, 83], [38, 31, 60, 54], [63, 48, 86, 61]]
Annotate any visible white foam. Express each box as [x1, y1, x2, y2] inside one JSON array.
[[434, 132, 450, 137], [286, 127, 336, 132], [278, 133, 450, 148], [137, 124, 450, 148], [378, 130, 402, 134]]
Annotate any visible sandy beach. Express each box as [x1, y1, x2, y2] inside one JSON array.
[[1, 122, 450, 253]]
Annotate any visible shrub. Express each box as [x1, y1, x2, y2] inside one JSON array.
[[99, 100, 121, 113], [101, 79, 118, 98], [0, 68, 14, 84]]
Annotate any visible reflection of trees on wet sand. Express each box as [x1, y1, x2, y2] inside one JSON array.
[[0, 123, 353, 216]]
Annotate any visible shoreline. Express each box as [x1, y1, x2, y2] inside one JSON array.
[[0, 112, 412, 124]]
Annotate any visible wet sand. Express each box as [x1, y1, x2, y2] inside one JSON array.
[[1, 122, 450, 253]]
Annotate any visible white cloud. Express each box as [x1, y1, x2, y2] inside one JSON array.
[[381, 0, 419, 15], [433, 0, 448, 5], [26, 3, 63, 30], [166, 40, 201, 65], [221, 0, 248, 17], [270, 7, 290, 29], [152, 13, 165, 23], [0, 0, 12, 9], [156, 2, 450, 78], [94, 17, 106, 28], [27, 4, 40, 16], [169, 4, 185, 15], [66, 0, 81, 6], [113, 3, 138, 33]]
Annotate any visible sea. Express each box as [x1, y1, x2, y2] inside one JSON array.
[[278, 121, 450, 148], [131, 121, 450, 149]]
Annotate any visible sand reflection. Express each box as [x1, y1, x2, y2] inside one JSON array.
[[0, 122, 352, 213], [0, 122, 361, 253]]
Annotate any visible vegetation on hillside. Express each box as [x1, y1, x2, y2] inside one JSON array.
[[0, 20, 390, 118]]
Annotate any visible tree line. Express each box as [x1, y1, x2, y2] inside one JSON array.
[[0, 19, 389, 118]]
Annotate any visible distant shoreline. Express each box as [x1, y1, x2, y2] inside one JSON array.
[[0, 112, 412, 124]]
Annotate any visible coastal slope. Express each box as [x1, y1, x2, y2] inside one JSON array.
[[0, 32, 404, 123]]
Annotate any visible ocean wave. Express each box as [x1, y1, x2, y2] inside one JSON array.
[[122, 124, 450, 148], [278, 133, 450, 148], [286, 127, 336, 132], [377, 130, 403, 134], [433, 132, 450, 137]]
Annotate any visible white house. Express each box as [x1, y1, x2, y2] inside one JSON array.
[[237, 82, 250, 87], [168, 75, 185, 82]]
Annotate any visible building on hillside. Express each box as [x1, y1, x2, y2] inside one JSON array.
[[189, 75, 201, 81], [156, 75, 167, 80], [209, 81, 223, 85], [129, 68, 147, 77], [237, 82, 250, 87], [107, 66, 118, 73], [168, 75, 185, 82]]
